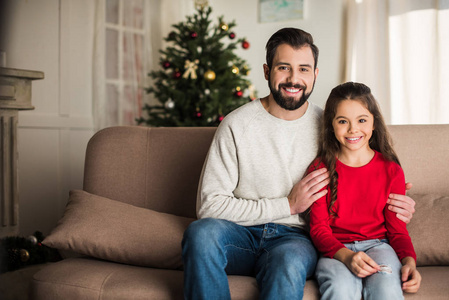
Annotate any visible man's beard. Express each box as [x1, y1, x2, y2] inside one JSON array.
[[268, 77, 315, 111]]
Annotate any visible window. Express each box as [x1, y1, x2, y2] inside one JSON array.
[[93, 0, 152, 130], [345, 0, 449, 124]]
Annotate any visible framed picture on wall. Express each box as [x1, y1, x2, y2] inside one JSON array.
[[259, 0, 305, 23]]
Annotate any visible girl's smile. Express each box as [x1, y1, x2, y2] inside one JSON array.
[[345, 136, 363, 142]]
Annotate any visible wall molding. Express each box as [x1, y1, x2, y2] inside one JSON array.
[[18, 113, 93, 130]]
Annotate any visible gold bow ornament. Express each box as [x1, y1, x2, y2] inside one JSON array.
[[183, 59, 200, 79]]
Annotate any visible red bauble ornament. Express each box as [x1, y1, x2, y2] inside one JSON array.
[[173, 70, 182, 79], [162, 61, 171, 69], [218, 115, 225, 122], [190, 31, 198, 39], [235, 90, 243, 98], [195, 111, 202, 118], [242, 40, 250, 49], [229, 32, 236, 39]]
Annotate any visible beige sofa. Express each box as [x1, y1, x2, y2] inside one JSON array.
[[31, 125, 449, 299]]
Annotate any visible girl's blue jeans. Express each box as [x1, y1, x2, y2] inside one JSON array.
[[182, 218, 317, 300], [315, 239, 404, 300]]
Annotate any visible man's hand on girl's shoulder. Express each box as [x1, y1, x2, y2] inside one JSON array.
[[388, 182, 416, 224]]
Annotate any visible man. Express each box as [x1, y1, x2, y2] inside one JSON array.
[[182, 27, 415, 300]]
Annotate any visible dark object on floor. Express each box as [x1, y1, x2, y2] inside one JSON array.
[[0, 231, 61, 273]]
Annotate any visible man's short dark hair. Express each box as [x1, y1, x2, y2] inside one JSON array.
[[265, 28, 319, 70]]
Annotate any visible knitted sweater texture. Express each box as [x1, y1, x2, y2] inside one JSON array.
[[197, 99, 322, 227]]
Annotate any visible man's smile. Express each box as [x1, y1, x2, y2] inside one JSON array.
[[280, 84, 306, 97], [284, 87, 302, 94]]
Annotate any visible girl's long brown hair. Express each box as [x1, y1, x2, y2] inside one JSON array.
[[314, 82, 400, 217]]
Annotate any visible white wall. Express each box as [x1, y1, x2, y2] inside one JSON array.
[[1, 0, 95, 236], [208, 0, 346, 108], [0, 0, 345, 236]]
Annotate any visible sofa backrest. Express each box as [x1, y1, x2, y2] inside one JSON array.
[[388, 124, 449, 195], [83, 124, 449, 218], [83, 126, 216, 218]]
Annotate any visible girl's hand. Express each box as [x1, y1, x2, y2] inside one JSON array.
[[335, 248, 380, 278], [401, 257, 421, 293]]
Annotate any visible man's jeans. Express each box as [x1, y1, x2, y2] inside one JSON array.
[[315, 239, 404, 300], [182, 218, 317, 300]]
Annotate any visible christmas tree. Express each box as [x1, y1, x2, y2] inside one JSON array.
[[137, 3, 256, 127]]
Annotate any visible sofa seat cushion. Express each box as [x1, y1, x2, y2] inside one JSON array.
[[31, 258, 448, 299], [413, 266, 449, 299], [43, 190, 195, 269], [31, 258, 261, 300]]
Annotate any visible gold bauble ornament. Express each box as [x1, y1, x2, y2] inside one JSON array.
[[204, 70, 216, 81], [242, 65, 250, 75], [231, 65, 239, 75], [20, 249, 30, 262], [220, 22, 229, 31]]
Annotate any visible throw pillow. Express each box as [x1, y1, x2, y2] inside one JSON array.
[[43, 190, 195, 269], [407, 194, 449, 266]]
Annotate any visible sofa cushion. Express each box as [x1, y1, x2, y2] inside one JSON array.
[[43, 190, 195, 269], [31, 258, 262, 300], [407, 194, 449, 266]]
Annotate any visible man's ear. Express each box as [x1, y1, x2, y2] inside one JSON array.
[[263, 64, 270, 80], [314, 67, 319, 80]]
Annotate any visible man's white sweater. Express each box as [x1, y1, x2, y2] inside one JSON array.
[[197, 99, 322, 228]]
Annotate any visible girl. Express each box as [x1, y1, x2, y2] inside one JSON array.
[[308, 82, 421, 300]]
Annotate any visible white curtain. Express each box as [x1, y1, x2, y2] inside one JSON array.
[[345, 0, 449, 124], [93, 0, 107, 131], [93, 0, 153, 131]]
